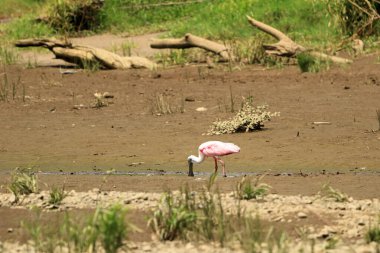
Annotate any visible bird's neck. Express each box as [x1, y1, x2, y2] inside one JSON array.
[[189, 151, 205, 164]]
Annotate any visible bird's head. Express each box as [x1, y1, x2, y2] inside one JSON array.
[[187, 156, 194, 177]]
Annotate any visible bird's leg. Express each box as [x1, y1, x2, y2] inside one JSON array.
[[217, 158, 226, 177], [213, 157, 218, 174]]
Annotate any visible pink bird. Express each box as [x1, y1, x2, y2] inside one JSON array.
[[187, 141, 240, 177]]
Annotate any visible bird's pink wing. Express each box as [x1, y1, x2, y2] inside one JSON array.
[[200, 142, 240, 157]]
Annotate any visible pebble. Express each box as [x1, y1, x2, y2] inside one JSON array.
[[195, 107, 207, 112], [297, 212, 307, 218]]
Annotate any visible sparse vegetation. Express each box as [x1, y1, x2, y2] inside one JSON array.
[[149, 187, 197, 241], [150, 92, 185, 115], [151, 93, 173, 115], [8, 168, 38, 203], [48, 185, 68, 205], [40, 0, 104, 34], [319, 184, 349, 202], [376, 109, 380, 131], [81, 59, 101, 72], [149, 174, 287, 251], [96, 204, 129, 253], [154, 49, 195, 68], [208, 96, 279, 135], [0, 72, 22, 102], [0, 46, 19, 65], [21, 208, 60, 253], [23, 204, 130, 253], [323, 0, 380, 38], [235, 175, 271, 200], [238, 216, 289, 253], [149, 174, 230, 242], [365, 217, 380, 243], [115, 41, 135, 57]]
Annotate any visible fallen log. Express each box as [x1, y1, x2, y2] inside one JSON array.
[[247, 16, 352, 64], [15, 38, 156, 70], [151, 33, 234, 61]]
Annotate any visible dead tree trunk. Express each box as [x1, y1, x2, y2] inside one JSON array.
[[15, 38, 156, 70], [151, 33, 234, 61], [247, 16, 352, 64]]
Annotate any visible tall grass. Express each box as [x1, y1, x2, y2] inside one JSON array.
[[2, 0, 341, 48]]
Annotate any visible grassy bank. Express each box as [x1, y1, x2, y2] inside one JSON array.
[[100, 0, 338, 46], [2, 0, 337, 45]]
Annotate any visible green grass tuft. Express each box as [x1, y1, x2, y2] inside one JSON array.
[[297, 52, 331, 73], [96, 204, 129, 253], [148, 186, 197, 241], [319, 184, 349, 202], [48, 186, 68, 205], [235, 175, 271, 200], [8, 168, 38, 203]]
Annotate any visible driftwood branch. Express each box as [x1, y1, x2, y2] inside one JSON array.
[[247, 16, 352, 64], [15, 38, 156, 70], [151, 33, 234, 61]]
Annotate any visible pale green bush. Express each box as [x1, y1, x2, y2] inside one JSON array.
[[208, 98, 279, 135]]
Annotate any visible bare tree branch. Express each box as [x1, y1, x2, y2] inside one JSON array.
[[247, 16, 352, 64], [151, 33, 234, 61]]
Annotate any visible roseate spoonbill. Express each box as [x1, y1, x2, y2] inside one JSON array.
[[187, 141, 240, 177]]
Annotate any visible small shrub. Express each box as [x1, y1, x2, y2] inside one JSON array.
[[207, 97, 279, 135], [235, 176, 271, 200], [149, 187, 197, 241], [297, 52, 331, 73], [319, 184, 349, 202], [8, 168, 38, 203], [49, 186, 68, 205], [92, 92, 108, 108], [43, 0, 104, 34], [324, 0, 380, 37]]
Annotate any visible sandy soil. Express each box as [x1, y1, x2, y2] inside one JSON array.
[[0, 56, 379, 173], [0, 33, 379, 252]]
